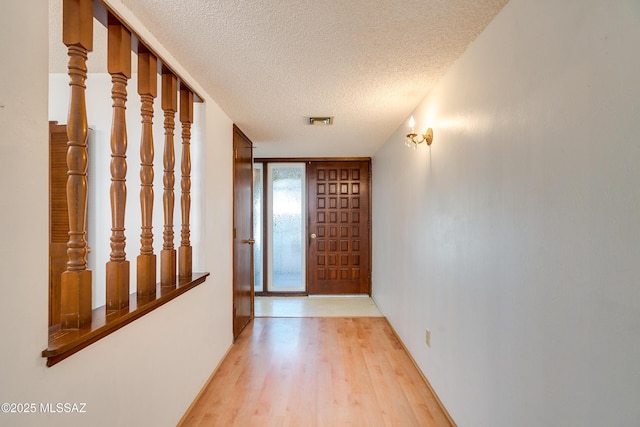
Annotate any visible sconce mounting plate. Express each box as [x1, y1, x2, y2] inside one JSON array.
[[425, 128, 433, 146]]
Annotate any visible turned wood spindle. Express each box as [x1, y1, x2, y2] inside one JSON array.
[[161, 71, 178, 287], [179, 87, 194, 278], [60, 0, 93, 330], [137, 47, 157, 299], [106, 17, 131, 311]]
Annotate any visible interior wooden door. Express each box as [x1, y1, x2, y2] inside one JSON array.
[[307, 160, 371, 294], [233, 126, 254, 338], [49, 121, 69, 326]]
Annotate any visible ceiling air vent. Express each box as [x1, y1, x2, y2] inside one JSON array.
[[308, 116, 334, 125]]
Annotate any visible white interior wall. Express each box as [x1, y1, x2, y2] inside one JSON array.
[[0, 1, 233, 426], [372, 0, 640, 426]]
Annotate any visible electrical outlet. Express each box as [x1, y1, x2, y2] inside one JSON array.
[[426, 329, 431, 347]]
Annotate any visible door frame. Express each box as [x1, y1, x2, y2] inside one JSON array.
[[253, 157, 372, 296]]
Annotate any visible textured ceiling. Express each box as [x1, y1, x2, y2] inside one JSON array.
[[50, 0, 509, 157]]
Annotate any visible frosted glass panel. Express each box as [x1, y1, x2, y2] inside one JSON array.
[[268, 163, 305, 292], [253, 164, 263, 292]]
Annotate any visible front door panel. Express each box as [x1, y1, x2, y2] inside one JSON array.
[[307, 161, 371, 294]]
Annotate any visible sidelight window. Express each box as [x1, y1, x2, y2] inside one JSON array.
[[266, 163, 306, 292]]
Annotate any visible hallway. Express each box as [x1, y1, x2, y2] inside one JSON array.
[[179, 314, 452, 426]]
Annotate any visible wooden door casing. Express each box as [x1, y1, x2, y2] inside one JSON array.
[[233, 125, 254, 338], [307, 160, 371, 295]]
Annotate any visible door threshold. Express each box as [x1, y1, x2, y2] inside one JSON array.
[[308, 294, 370, 298]]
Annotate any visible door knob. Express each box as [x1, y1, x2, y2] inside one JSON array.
[[242, 239, 255, 244], [310, 233, 317, 239]]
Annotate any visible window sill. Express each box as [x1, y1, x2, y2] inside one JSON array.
[[42, 272, 209, 367]]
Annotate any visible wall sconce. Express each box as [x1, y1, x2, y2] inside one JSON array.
[[404, 116, 433, 149]]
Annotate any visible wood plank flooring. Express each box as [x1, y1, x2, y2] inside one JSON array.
[[180, 317, 453, 426]]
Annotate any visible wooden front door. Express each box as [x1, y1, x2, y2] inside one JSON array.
[[307, 160, 371, 294], [233, 125, 254, 338]]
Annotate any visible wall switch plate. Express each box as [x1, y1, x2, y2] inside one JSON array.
[[426, 329, 431, 347]]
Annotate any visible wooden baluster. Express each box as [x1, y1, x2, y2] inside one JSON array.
[[136, 47, 157, 300], [105, 16, 131, 311], [161, 71, 178, 287], [179, 87, 194, 278], [60, 0, 93, 329]]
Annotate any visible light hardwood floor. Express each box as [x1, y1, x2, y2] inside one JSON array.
[[180, 317, 453, 426]]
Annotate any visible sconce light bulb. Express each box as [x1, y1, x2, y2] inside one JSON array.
[[409, 115, 415, 129]]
